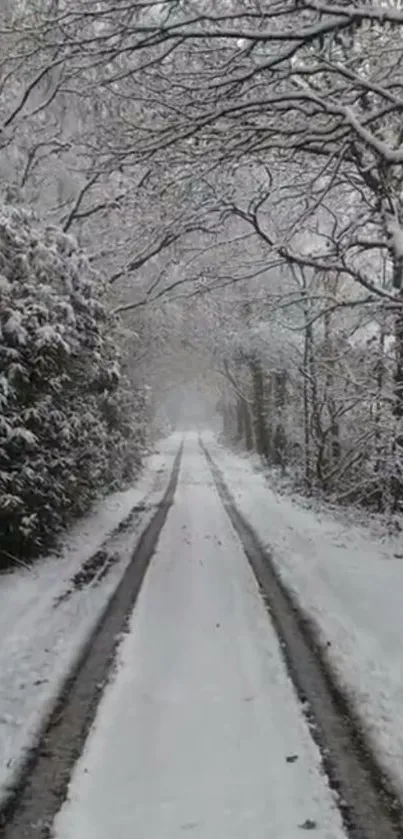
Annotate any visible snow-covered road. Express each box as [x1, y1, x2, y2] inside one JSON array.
[[204, 436, 403, 799], [54, 437, 345, 839]]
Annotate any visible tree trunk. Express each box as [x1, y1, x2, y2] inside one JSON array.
[[236, 397, 244, 441], [392, 257, 403, 508], [373, 320, 387, 510], [222, 402, 231, 439], [242, 398, 254, 451], [323, 309, 340, 490], [272, 370, 287, 472], [394, 300, 403, 418], [250, 357, 269, 460], [301, 277, 322, 489], [303, 338, 312, 489]]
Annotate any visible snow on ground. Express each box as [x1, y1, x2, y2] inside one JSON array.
[[54, 437, 345, 839], [0, 434, 181, 808], [205, 433, 403, 796]]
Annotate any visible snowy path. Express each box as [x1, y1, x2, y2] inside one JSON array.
[[54, 437, 345, 839], [0, 436, 179, 809]]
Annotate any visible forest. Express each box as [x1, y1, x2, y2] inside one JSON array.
[[1, 0, 403, 565]]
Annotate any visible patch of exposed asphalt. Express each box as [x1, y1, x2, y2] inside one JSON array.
[[52, 467, 170, 607], [0, 444, 183, 839], [201, 438, 403, 839], [53, 548, 121, 605]]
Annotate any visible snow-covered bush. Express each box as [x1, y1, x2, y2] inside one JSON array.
[[0, 205, 146, 568]]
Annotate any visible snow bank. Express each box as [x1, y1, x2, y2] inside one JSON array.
[[0, 436, 179, 808], [206, 435, 403, 796]]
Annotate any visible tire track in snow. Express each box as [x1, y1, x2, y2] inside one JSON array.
[[0, 443, 183, 838], [201, 437, 403, 839]]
